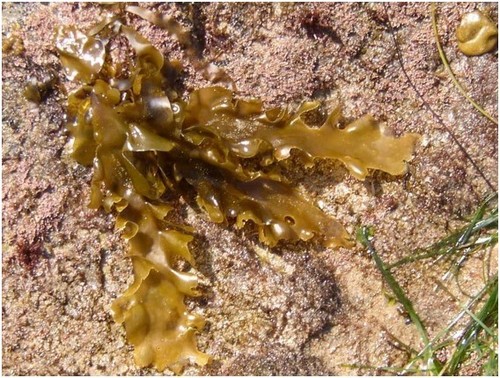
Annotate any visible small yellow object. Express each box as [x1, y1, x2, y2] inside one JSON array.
[[456, 10, 498, 56]]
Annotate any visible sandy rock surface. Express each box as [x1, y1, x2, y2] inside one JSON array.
[[2, 2, 497, 375]]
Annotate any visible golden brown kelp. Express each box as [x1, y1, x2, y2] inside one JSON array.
[[456, 10, 498, 56], [55, 6, 419, 373]]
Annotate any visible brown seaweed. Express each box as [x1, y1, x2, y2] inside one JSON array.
[[456, 10, 498, 56], [56, 7, 419, 373]]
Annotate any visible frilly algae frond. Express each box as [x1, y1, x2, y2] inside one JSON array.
[[56, 6, 419, 373], [111, 192, 209, 373]]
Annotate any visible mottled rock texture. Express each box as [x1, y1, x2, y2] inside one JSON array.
[[2, 2, 497, 375]]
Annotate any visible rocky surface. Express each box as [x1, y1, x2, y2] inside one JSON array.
[[2, 2, 497, 375]]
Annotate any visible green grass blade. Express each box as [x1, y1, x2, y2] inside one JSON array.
[[444, 276, 498, 375], [357, 227, 442, 374], [388, 194, 498, 270]]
